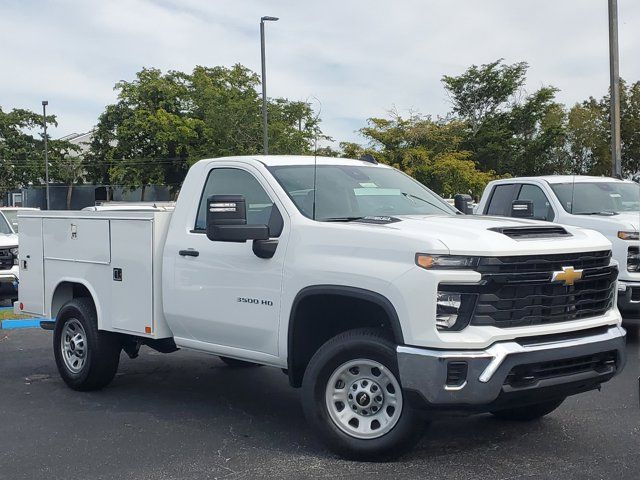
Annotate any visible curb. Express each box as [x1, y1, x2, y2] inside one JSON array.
[[0, 306, 44, 330], [1, 319, 42, 330]]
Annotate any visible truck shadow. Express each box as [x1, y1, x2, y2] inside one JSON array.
[[86, 347, 600, 463]]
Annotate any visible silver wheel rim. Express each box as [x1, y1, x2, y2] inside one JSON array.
[[325, 358, 403, 440], [61, 318, 87, 374]]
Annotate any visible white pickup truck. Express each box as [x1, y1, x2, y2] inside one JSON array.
[[16, 156, 626, 460], [476, 176, 640, 320], [0, 211, 19, 303]]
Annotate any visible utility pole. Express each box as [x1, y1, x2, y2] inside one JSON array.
[[260, 16, 279, 155], [42, 100, 50, 209], [608, 0, 622, 178]]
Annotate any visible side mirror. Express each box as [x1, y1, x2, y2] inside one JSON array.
[[511, 200, 534, 218], [454, 194, 474, 214], [206, 195, 269, 242]]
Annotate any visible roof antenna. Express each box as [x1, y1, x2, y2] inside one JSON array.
[[312, 137, 318, 220], [308, 95, 322, 221]]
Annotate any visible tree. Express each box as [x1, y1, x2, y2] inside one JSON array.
[[442, 60, 568, 176], [565, 80, 640, 177], [89, 64, 325, 198], [442, 60, 528, 135], [347, 112, 501, 197]]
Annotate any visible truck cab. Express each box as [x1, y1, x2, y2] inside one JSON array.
[[476, 176, 640, 319]]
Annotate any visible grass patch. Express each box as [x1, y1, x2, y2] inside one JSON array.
[[0, 310, 30, 321]]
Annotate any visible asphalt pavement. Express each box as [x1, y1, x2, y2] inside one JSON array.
[[1, 327, 638, 480]]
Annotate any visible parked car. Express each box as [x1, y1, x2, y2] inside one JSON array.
[[0, 211, 19, 303], [17, 156, 626, 460], [0, 207, 39, 233], [476, 176, 640, 320]]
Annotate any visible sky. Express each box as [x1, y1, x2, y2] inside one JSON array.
[[1, 0, 639, 147]]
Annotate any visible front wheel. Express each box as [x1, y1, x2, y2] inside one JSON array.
[[302, 329, 424, 461], [490, 398, 565, 421], [53, 298, 122, 391]]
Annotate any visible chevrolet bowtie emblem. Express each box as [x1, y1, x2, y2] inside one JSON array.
[[551, 266, 583, 286]]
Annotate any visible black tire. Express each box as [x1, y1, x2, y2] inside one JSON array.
[[53, 298, 121, 391], [218, 356, 261, 368], [490, 398, 565, 421], [301, 328, 425, 461]]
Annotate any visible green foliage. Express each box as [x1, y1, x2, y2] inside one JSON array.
[[89, 64, 324, 197], [565, 79, 640, 177], [350, 111, 502, 197], [0, 106, 77, 200]]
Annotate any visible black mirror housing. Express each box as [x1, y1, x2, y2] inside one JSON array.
[[454, 194, 474, 214], [511, 199, 534, 218], [206, 194, 269, 242]]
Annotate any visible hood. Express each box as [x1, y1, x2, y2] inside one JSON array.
[[566, 211, 639, 238], [354, 214, 612, 256], [0, 233, 18, 248]]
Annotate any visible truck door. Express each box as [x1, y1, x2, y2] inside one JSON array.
[[164, 165, 288, 358]]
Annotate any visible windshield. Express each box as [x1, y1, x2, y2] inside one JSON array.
[[551, 181, 640, 215], [268, 164, 457, 220], [0, 213, 13, 234], [1, 210, 18, 232]]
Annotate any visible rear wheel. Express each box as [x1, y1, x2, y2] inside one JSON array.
[[490, 398, 565, 421], [302, 329, 424, 461], [53, 298, 121, 391], [218, 356, 261, 368]]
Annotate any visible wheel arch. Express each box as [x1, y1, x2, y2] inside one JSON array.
[[50, 278, 102, 326], [286, 285, 404, 388]]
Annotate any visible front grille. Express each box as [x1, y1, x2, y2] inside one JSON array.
[[467, 251, 616, 328], [504, 350, 618, 388], [0, 248, 13, 270]]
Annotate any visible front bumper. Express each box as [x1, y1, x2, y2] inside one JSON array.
[[617, 280, 640, 318], [397, 325, 626, 409]]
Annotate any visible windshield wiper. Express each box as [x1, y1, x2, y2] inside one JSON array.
[[320, 216, 366, 222], [575, 211, 618, 216], [401, 192, 452, 214]]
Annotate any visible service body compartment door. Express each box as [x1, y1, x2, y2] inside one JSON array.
[[18, 217, 45, 315], [43, 218, 111, 264], [110, 219, 153, 334]]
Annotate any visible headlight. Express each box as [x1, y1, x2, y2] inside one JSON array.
[[618, 231, 639, 241], [9, 247, 18, 265], [416, 254, 479, 270], [436, 290, 477, 331]]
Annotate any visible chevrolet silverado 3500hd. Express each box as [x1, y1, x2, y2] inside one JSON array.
[[16, 156, 626, 460]]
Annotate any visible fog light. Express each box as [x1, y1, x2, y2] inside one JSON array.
[[436, 291, 476, 331], [436, 292, 461, 329]]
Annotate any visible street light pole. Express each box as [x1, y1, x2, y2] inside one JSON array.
[[608, 0, 622, 178], [260, 16, 279, 155], [42, 100, 50, 210]]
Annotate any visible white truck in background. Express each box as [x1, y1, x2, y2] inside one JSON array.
[[16, 156, 626, 460], [476, 176, 640, 321], [0, 211, 19, 303]]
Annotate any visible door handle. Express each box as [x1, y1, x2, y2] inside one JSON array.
[[179, 249, 200, 257]]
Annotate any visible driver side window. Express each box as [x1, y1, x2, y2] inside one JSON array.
[[517, 184, 555, 221], [195, 168, 278, 233]]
